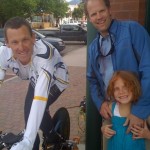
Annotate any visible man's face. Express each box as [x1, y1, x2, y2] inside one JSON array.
[[6, 25, 35, 65], [87, 0, 112, 37]]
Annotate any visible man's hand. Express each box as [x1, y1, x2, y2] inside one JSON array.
[[131, 121, 150, 139], [123, 114, 144, 134], [10, 136, 33, 150], [100, 101, 112, 119]]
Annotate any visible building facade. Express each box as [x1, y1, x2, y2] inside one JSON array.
[[110, 0, 146, 26]]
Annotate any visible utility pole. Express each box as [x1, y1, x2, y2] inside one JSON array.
[[145, 0, 150, 34], [86, 22, 102, 150]]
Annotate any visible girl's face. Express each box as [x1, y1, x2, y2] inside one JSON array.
[[113, 78, 133, 104]]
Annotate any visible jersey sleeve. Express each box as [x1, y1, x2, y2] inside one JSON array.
[[34, 47, 69, 99], [0, 46, 10, 86], [24, 46, 69, 145], [0, 68, 5, 87]]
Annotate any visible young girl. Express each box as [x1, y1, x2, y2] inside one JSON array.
[[101, 71, 145, 150]]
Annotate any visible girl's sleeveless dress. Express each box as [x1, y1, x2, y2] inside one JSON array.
[[107, 102, 145, 150]]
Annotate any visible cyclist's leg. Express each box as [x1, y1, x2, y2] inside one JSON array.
[[24, 84, 62, 148], [52, 107, 70, 141], [33, 135, 40, 150], [24, 83, 40, 149], [40, 84, 62, 138], [39, 107, 53, 134], [24, 83, 34, 125]]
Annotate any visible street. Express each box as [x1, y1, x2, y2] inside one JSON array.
[[60, 41, 86, 57]]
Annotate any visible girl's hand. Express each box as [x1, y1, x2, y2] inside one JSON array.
[[131, 121, 150, 139], [101, 124, 116, 139]]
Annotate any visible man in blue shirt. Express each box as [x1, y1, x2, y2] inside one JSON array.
[[85, 0, 150, 133]]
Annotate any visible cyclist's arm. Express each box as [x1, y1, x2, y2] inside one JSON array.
[[0, 67, 5, 87], [24, 49, 69, 146], [0, 46, 9, 87]]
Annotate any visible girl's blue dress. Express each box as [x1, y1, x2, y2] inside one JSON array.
[[107, 102, 145, 150]]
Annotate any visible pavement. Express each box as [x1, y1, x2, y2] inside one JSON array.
[[0, 45, 87, 150]]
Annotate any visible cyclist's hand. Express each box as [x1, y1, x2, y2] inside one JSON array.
[[10, 136, 33, 150]]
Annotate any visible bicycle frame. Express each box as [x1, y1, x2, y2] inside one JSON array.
[[0, 131, 23, 150], [0, 107, 79, 150]]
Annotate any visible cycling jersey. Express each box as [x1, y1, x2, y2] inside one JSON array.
[[0, 40, 68, 94], [0, 39, 69, 145]]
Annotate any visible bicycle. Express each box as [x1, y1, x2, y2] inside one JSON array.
[[66, 96, 86, 143], [0, 107, 78, 150], [77, 97, 86, 139]]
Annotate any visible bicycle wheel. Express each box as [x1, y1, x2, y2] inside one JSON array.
[[52, 107, 70, 141]]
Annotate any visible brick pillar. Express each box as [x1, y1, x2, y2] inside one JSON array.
[[139, 0, 146, 25], [110, 0, 146, 25]]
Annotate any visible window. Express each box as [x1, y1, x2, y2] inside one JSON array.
[[61, 25, 72, 31], [72, 25, 80, 31]]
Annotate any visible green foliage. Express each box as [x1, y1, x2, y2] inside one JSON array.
[[0, 0, 69, 27], [72, 2, 84, 19], [34, 0, 54, 14], [0, 0, 37, 26], [52, 0, 69, 18]]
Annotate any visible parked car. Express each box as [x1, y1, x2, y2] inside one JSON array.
[[68, 20, 79, 25], [37, 24, 87, 44], [32, 30, 65, 52], [0, 41, 3, 46], [0, 29, 5, 43], [0, 28, 65, 52]]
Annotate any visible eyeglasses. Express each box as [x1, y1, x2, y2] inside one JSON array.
[[99, 34, 114, 57]]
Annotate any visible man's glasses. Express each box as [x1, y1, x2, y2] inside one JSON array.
[[99, 34, 114, 57]]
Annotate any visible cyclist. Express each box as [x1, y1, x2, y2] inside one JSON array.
[[0, 17, 69, 150]]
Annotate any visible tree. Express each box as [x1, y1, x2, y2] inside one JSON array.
[[34, 0, 54, 14], [33, 0, 68, 18], [0, 0, 37, 27], [0, 1, 6, 27], [0, 0, 69, 27], [32, 0, 69, 26], [72, 2, 84, 20], [52, 0, 69, 26]]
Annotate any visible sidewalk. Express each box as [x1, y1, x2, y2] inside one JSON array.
[[59, 46, 86, 149], [0, 46, 87, 149]]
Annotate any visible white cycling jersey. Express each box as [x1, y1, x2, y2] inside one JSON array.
[[0, 40, 69, 145], [0, 40, 68, 94]]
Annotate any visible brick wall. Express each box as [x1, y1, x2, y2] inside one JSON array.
[[110, 0, 146, 25]]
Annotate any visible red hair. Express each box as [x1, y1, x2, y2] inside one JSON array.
[[107, 71, 141, 103]]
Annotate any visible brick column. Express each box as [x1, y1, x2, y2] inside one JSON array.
[[110, 0, 146, 25]]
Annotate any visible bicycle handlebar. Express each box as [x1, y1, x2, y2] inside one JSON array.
[[0, 131, 23, 150]]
